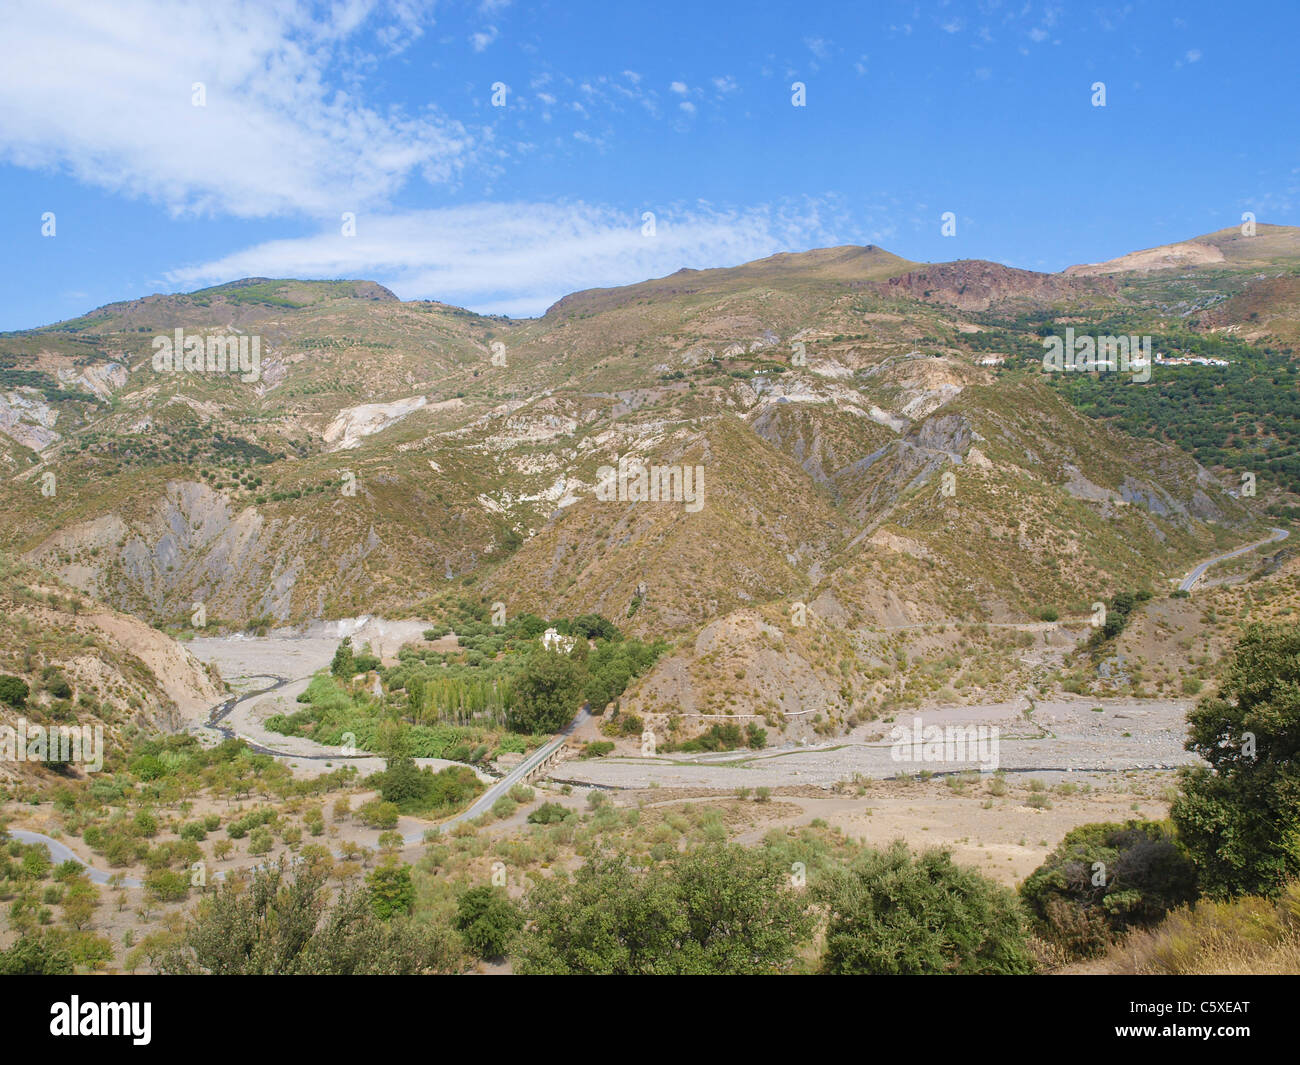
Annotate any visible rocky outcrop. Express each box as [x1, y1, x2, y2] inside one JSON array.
[[870, 260, 1116, 311]]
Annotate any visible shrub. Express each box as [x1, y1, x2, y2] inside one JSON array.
[[1108, 880, 1300, 974], [155, 862, 457, 974], [0, 675, 30, 709], [527, 802, 571, 825], [145, 868, 190, 903], [367, 862, 415, 919], [456, 886, 523, 958], [0, 934, 73, 974], [819, 842, 1034, 975], [359, 801, 400, 830], [516, 845, 812, 974], [1020, 820, 1197, 959]]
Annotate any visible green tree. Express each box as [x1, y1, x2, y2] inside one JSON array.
[[516, 844, 812, 974], [367, 862, 415, 920], [1020, 820, 1197, 958], [145, 868, 190, 903], [455, 885, 523, 958], [0, 933, 74, 974], [819, 841, 1034, 975], [1172, 624, 1300, 897], [376, 755, 427, 805], [330, 638, 355, 679], [0, 674, 29, 709], [508, 646, 586, 734], [155, 861, 455, 974]]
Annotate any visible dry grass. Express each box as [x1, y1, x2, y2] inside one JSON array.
[[1103, 881, 1300, 974]]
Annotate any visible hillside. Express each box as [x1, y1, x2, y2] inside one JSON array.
[[0, 233, 1294, 748], [0, 555, 221, 785]]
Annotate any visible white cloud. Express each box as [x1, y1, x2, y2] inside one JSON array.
[[1185, 48, 1202, 63], [471, 25, 499, 51], [0, 0, 470, 219], [670, 81, 689, 94], [679, 101, 697, 114], [165, 200, 865, 317], [804, 36, 831, 60]]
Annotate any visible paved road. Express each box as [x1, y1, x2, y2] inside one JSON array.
[[8, 704, 592, 885], [9, 829, 142, 887], [1179, 527, 1289, 592], [414, 706, 590, 843]]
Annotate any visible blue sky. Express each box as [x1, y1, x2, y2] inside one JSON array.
[[3, 0, 1298, 330]]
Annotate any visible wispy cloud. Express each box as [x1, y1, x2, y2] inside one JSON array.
[[471, 25, 499, 51], [165, 199, 876, 317], [0, 0, 470, 219]]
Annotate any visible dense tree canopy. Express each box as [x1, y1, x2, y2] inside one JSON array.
[[1172, 624, 1300, 897], [818, 841, 1034, 974], [515, 845, 813, 974]]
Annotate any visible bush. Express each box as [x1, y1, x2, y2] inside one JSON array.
[[367, 862, 415, 919], [369, 760, 483, 817], [248, 827, 273, 855], [456, 886, 523, 959], [0, 675, 30, 709], [44, 674, 73, 700], [516, 845, 812, 974], [527, 802, 571, 825], [375, 757, 427, 805], [359, 801, 400, 830], [819, 842, 1034, 974], [0, 934, 73, 974], [155, 862, 458, 974], [1019, 820, 1197, 959], [1108, 880, 1300, 974], [145, 868, 190, 903]]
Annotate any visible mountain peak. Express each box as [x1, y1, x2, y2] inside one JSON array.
[[1066, 223, 1300, 276]]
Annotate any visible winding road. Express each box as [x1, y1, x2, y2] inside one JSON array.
[[1178, 527, 1289, 593], [7, 695, 592, 885], [15, 523, 1288, 887], [9, 829, 142, 888]]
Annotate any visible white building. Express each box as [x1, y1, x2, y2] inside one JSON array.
[[541, 628, 576, 653]]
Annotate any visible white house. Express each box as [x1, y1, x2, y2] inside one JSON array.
[[541, 627, 576, 653]]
